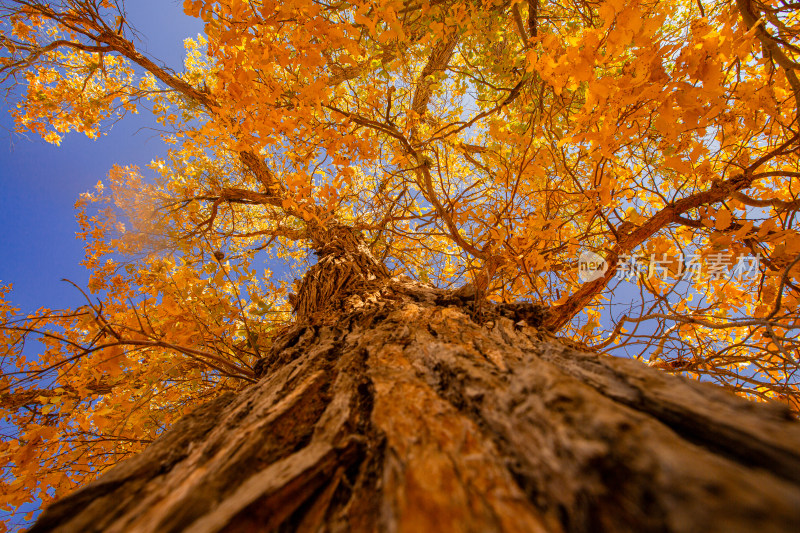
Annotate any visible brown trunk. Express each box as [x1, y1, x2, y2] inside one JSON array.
[[30, 232, 800, 532]]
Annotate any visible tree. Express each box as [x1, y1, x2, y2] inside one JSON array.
[[1, 0, 800, 530]]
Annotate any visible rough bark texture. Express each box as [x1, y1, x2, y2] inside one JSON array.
[[30, 231, 800, 533]]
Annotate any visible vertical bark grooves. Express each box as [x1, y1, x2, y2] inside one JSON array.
[[30, 275, 800, 532], [295, 224, 390, 322], [537, 346, 800, 483]]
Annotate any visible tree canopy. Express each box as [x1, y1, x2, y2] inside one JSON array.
[[1, 0, 799, 527]]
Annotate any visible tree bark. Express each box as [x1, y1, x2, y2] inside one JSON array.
[[29, 234, 800, 533]]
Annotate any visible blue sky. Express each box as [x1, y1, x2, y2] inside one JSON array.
[[0, 3, 204, 528], [0, 0, 202, 314]]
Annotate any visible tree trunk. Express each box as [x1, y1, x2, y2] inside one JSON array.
[[30, 233, 800, 533]]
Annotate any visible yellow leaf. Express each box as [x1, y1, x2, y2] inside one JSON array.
[[715, 209, 732, 230]]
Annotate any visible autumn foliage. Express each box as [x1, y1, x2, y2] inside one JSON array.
[[1, 0, 799, 527]]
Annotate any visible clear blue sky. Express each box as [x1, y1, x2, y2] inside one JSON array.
[[0, 0, 203, 314], [0, 3, 203, 528]]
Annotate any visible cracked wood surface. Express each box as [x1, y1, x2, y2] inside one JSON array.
[[29, 275, 800, 533]]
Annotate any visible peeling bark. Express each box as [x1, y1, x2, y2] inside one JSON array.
[[29, 236, 800, 533]]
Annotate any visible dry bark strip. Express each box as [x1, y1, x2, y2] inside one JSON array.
[[29, 235, 800, 533]]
